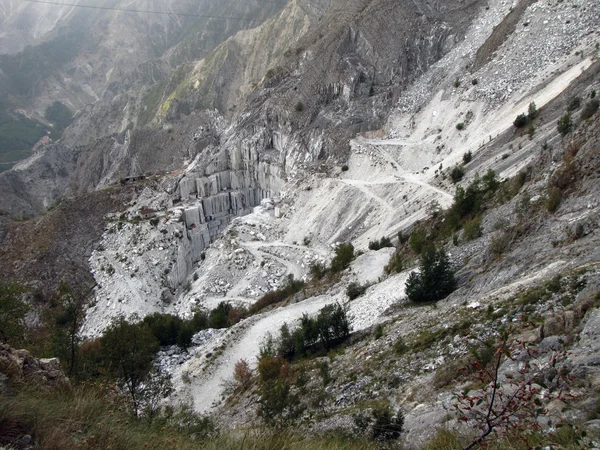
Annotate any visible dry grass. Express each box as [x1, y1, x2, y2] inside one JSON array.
[[0, 384, 376, 450]]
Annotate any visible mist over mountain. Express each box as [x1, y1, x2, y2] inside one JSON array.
[[0, 0, 283, 173]]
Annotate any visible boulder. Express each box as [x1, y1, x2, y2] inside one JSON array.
[[0, 344, 69, 390], [542, 315, 564, 337]]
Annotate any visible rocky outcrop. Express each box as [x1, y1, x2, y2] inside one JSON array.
[[169, 144, 283, 287], [0, 343, 69, 392]]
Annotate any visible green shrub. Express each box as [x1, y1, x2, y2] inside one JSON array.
[[462, 217, 482, 241], [409, 228, 427, 254], [346, 282, 368, 300], [581, 99, 599, 120], [394, 337, 408, 355], [450, 165, 464, 183], [455, 122, 465, 131], [481, 169, 498, 194], [318, 361, 331, 386], [462, 151, 472, 164], [397, 231, 408, 244], [330, 243, 355, 273], [294, 101, 304, 112], [371, 406, 404, 441], [557, 112, 573, 136], [374, 325, 383, 340], [176, 323, 195, 350], [568, 96, 581, 111], [368, 236, 393, 250], [142, 313, 183, 346], [546, 187, 562, 213], [44, 100, 73, 138], [309, 262, 327, 280], [513, 113, 529, 128], [275, 303, 350, 360], [208, 302, 232, 328], [258, 379, 301, 425], [0, 282, 28, 347], [527, 101, 538, 120], [489, 231, 510, 257], [341, 164, 349, 172], [384, 252, 403, 274], [258, 355, 287, 384], [405, 246, 456, 303], [100, 317, 160, 415], [445, 173, 491, 231]]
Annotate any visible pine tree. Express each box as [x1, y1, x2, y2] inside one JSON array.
[[405, 246, 456, 302]]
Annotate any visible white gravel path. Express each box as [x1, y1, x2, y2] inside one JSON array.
[[186, 292, 345, 412]]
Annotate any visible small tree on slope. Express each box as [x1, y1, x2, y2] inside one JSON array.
[[405, 245, 456, 302]]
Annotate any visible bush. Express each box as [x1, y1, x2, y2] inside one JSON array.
[[100, 317, 160, 415], [330, 243, 355, 273], [374, 325, 383, 340], [368, 236, 393, 250], [176, 323, 195, 349], [258, 355, 287, 384], [208, 302, 233, 328], [309, 262, 327, 280], [249, 275, 305, 314], [371, 406, 404, 441], [462, 217, 482, 241], [527, 101, 538, 120], [462, 151, 472, 164], [405, 246, 456, 302], [482, 168, 499, 193], [489, 231, 510, 257], [513, 113, 529, 128], [275, 303, 350, 360], [546, 187, 562, 213], [409, 228, 427, 254], [346, 282, 368, 300], [455, 122, 465, 131], [384, 252, 403, 274], [341, 164, 349, 172], [44, 101, 73, 138], [581, 99, 599, 120], [557, 112, 573, 136], [568, 96, 581, 111], [294, 101, 304, 112], [450, 165, 464, 183], [258, 379, 301, 425], [0, 283, 28, 347], [142, 313, 183, 346]]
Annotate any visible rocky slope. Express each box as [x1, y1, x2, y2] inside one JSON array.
[[0, 0, 599, 447], [0, 0, 484, 219]]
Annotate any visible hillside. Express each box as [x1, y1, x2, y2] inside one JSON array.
[[0, 0, 283, 171], [0, 0, 600, 448]]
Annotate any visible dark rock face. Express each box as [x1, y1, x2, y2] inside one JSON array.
[[0, 184, 141, 295]]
